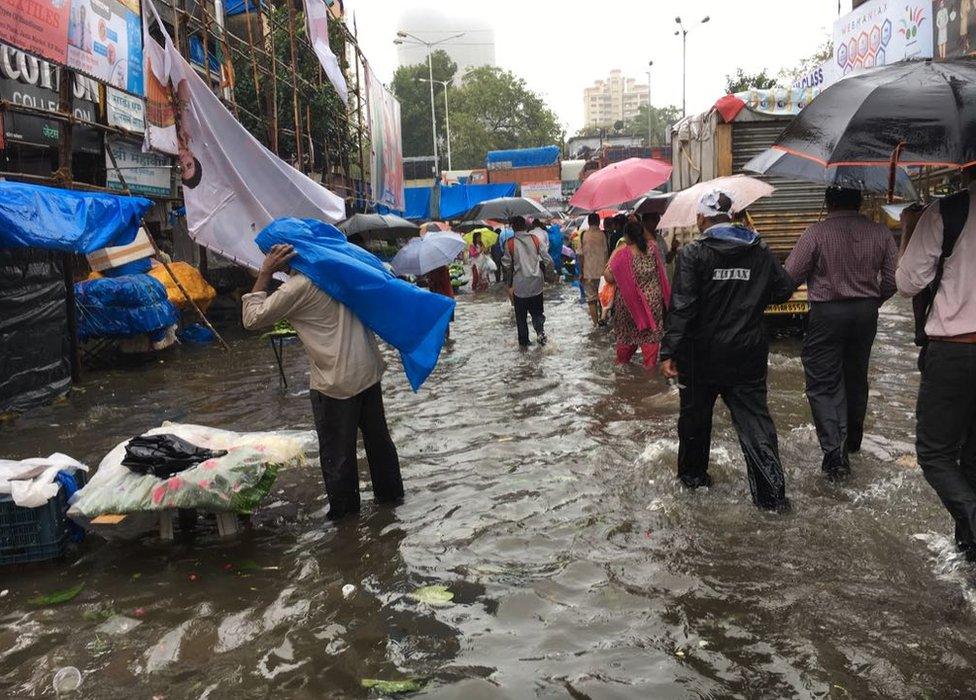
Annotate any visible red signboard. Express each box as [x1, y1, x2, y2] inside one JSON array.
[[0, 0, 70, 64]]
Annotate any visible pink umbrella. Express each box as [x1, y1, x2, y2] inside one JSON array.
[[658, 175, 775, 230], [569, 158, 672, 211]]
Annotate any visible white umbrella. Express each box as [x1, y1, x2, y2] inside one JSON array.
[[391, 231, 466, 276], [659, 175, 775, 230]]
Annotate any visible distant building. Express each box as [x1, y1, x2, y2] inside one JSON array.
[[583, 70, 649, 129], [396, 7, 495, 75]]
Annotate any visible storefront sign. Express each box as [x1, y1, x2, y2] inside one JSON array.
[[0, 42, 100, 152], [67, 0, 143, 95], [106, 85, 144, 132], [105, 137, 173, 197], [0, 0, 71, 64]]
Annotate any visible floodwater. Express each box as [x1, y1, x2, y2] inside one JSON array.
[[2, 288, 975, 699]]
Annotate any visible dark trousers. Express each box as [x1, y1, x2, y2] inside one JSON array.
[[801, 299, 879, 466], [677, 367, 788, 509], [309, 382, 403, 518], [916, 342, 976, 550], [514, 293, 545, 347]]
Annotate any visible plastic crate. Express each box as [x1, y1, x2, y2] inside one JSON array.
[[0, 486, 72, 565]]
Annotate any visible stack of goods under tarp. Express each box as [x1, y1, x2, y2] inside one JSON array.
[[74, 274, 179, 351], [68, 423, 306, 539]]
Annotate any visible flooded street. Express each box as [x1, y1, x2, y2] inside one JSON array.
[[2, 288, 975, 698]]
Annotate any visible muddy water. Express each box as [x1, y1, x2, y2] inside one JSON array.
[[1, 289, 975, 698]]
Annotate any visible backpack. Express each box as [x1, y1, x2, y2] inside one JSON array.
[[912, 189, 970, 369]]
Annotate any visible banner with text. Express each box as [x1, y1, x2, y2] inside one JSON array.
[[106, 137, 172, 197], [0, 0, 70, 64], [67, 0, 143, 94], [833, 0, 932, 75], [365, 65, 404, 212]]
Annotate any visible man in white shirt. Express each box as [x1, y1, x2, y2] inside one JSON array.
[[242, 244, 403, 520]]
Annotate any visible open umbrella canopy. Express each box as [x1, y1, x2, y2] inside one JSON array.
[[632, 191, 675, 216], [391, 231, 466, 277], [770, 59, 976, 170], [659, 175, 775, 230], [461, 197, 553, 221], [744, 147, 918, 199], [569, 158, 672, 211], [339, 213, 419, 241], [462, 228, 499, 247]]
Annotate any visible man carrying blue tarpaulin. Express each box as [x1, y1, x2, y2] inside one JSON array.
[[242, 218, 455, 521]]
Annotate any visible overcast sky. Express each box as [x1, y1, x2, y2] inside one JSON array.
[[349, 0, 853, 135]]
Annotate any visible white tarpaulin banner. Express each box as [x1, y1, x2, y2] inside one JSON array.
[[141, 0, 344, 270], [303, 0, 347, 103], [833, 0, 933, 75]]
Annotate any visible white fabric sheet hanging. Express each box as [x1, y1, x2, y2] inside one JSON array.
[[304, 0, 348, 104]]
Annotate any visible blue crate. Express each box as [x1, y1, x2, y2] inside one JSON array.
[[0, 486, 72, 565]]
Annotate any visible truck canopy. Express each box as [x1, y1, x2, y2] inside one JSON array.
[[486, 146, 561, 170]]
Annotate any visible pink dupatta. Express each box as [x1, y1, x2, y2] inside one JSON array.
[[609, 244, 672, 332]]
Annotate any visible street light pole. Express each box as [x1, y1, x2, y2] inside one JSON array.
[[421, 78, 452, 170], [395, 31, 464, 181], [646, 60, 654, 147], [674, 16, 709, 118]]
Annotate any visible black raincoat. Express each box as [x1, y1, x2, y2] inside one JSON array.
[[660, 224, 795, 382]]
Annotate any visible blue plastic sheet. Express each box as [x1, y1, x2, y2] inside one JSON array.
[[0, 181, 151, 254], [404, 187, 432, 220], [75, 275, 178, 340], [255, 218, 454, 391], [486, 146, 560, 169], [439, 183, 517, 219]]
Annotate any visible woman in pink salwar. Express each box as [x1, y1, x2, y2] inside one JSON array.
[[603, 221, 671, 368]]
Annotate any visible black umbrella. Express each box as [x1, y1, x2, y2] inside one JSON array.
[[770, 59, 976, 174], [461, 197, 553, 221], [745, 147, 918, 199], [338, 213, 419, 241], [632, 191, 674, 216]]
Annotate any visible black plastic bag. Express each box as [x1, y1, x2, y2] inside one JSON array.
[[122, 434, 228, 478]]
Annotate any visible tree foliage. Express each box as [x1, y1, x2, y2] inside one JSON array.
[[571, 104, 682, 145], [780, 40, 834, 85], [448, 66, 564, 169], [393, 60, 563, 169], [724, 67, 779, 94], [391, 50, 457, 159]]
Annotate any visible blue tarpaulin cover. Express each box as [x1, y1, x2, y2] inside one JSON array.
[[485, 146, 560, 170], [255, 218, 455, 391], [224, 0, 261, 15], [404, 187, 432, 220], [0, 181, 152, 254], [75, 275, 178, 340], [439, 183, 517, 219]]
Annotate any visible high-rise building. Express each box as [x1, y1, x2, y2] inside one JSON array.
[[583, 70, 650, 129], [396, 8, 495, 75]]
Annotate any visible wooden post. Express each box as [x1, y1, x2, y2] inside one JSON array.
[[267, 7, 280, 155], [105, 140, 231, 352], [353, 44, 367, 207], [58, 68, 80, 382], [285, 0, 304, 171]]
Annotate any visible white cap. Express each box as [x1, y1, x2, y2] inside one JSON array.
[[697, 189, 733, 217]]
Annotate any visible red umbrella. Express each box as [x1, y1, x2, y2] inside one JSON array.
[[570, 158, 672, 211]]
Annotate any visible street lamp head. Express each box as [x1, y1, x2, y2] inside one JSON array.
[[396, 31, 407, 38], [673, 30, 680, 36], [675, 16, 682, 24], [393, 39, 403, 45], [648, 60, 654, 67], [701, 16, 710, 24]]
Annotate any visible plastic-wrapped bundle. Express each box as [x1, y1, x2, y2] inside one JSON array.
[[68, 423, 307, 528], [74, 274, 178, 340]]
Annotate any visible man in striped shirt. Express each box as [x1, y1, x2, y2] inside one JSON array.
[[786, 187, 898, 480]]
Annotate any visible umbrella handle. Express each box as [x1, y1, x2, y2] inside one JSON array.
[[887, 141, 907, 204]]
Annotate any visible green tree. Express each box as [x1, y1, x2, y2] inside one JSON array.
[[724, 67, 779, 94], [391, 50, 457, 158], [447, 66, 564, 169], [780, 40, 834, 85], [620, 104, 683, 145]]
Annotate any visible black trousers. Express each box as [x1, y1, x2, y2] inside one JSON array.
[[916, 341, 976, 549], [801, 299, 879, 466], [677, 367, 787, 509], [514, 293, 545, 347], [309, 382, 403, 518]]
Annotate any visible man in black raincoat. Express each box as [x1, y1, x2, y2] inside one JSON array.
[[660, 190, 796, 511]]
